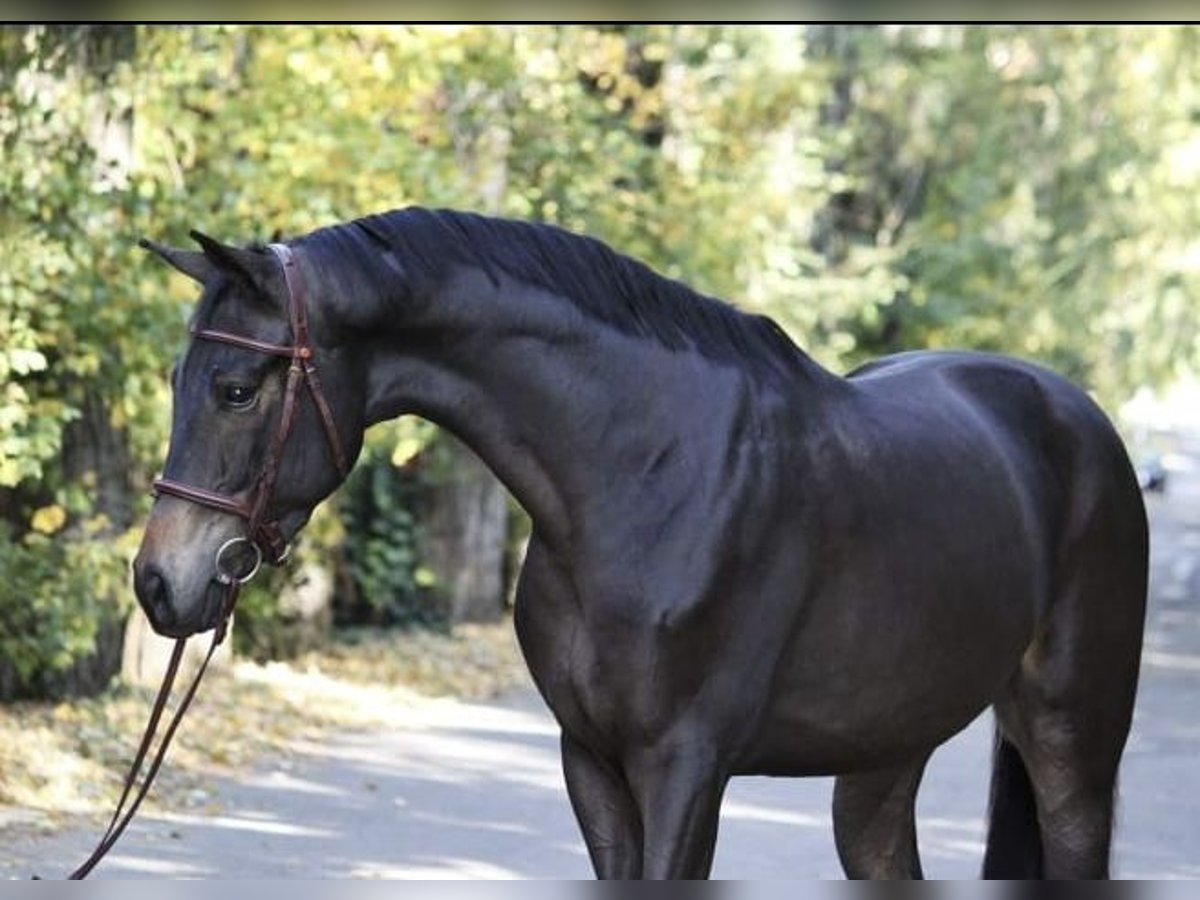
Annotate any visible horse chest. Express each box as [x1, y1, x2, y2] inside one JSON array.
[[513, 590, 628, 748], [514, 540, 804, 756]]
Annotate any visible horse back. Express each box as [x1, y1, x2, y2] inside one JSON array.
[[848, 350, 1142, 527]]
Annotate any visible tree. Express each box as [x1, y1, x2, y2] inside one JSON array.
[[3, 25, 1197, 694], [770, 25, 1200, 405]]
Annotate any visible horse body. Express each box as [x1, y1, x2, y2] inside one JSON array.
[[505, 337, 1144, 877], [747, 353, 1053, 776], [136, 209, 1147, 879], [511, 339, 1145, 877]]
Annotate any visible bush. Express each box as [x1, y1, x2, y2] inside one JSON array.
[[229, 503, 343, 662], [338, 450, 443, 630], [0, 520, 133, 699]]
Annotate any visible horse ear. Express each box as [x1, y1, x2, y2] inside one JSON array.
[[138, 238, 216, 284], [188, 230, 279, 302]]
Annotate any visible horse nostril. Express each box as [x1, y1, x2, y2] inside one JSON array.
[[135, 564, 175, 628]]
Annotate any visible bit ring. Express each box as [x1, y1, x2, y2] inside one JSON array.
[[214, 537, 262, 585]]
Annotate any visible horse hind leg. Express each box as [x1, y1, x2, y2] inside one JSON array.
[[982, 724, 1043, 877], [832, 754, 931, 879], [985, 603, 1141, 877], [987, 461, 1146, 879], [990, 693, 1124, 879]]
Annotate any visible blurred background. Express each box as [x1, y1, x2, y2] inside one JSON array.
[[1, 24, 1198, 875]]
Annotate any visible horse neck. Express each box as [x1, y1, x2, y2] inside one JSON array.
[[335, 261, 825, 551]]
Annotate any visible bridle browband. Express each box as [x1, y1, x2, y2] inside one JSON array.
[[62, 242, 348, 880], [152, 242, 350, 575]]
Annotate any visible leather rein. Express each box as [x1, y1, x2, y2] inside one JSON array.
[[64, 243, 348, 879]]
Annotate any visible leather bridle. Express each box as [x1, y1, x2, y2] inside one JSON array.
[[153, 242, 350, 575], [63, 242, 347, 879]]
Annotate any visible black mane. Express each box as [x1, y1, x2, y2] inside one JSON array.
[[301, 207, 805, 379]]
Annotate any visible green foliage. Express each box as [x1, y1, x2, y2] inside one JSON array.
[[227, 562, 294, 662], [1, 28, 164, 491], [339, 434, 440, 629], [1, 26, 167, 687], [769, 25, 1200, 405], [228, 500, 347, 661], [0, 521, 133, 687], [4, 25, 1199, 683]]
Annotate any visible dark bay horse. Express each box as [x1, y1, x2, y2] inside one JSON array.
[[134, 208, 1147, 879]]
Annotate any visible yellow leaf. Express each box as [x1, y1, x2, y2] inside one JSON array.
[[391, 435, 423, 467], [30, 504, 67, 535]]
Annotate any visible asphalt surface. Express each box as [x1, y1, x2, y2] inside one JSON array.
[[6, 432, 1198, 880]]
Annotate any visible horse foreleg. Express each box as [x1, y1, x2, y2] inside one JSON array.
[[624, 741, 728, 879], [832, 755, 931, 879], [561, 733, 644, 879]]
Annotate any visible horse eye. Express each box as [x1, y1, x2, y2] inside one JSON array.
[[221, 383, 257, 409]]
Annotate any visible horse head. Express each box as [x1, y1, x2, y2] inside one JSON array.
[[133, 233, 363, 637]]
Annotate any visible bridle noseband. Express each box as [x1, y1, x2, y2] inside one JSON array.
[[152, 243, 350, 580]]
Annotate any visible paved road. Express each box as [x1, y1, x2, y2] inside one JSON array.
[[7, 434, 1199, 879]]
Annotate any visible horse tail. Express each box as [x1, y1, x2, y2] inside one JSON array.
[[982, 726, 1043, 878]]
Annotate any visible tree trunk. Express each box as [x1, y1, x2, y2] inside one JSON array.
[[807, 24, 866, 268], [419, 435, 509, 623], [417, 78, 514, 625], [61, 25, 139, 694]]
